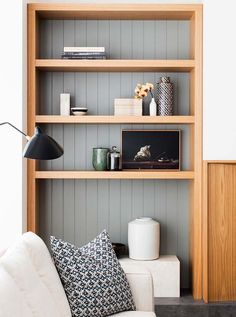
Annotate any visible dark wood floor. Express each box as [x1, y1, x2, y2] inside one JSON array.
[[154, 291, 236, 317]]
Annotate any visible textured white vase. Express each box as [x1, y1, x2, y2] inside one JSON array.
[[149, 97, 157, 116], [128, 217, 160, 260]]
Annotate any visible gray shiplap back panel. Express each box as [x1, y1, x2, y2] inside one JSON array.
[[39, 123, 190, 171], [38, 19, 190, 288], [39, 20, 189, 59], [39, 179, 189, 288], [38, 72, 190, 116]]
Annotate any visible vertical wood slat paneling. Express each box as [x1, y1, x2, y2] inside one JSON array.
[[39, 179, 190, 288], [207, 163, 236, 301], [38, 71, 190, 116], [38, 19, 191, 288], [39, 180, 52, 243], [98, 180, 109, 234], [63, 180, 75, 243], [39, 20, 190, 60], [75, 180, 86, 246], [40, 124, 190, 171], [120, 180, 132, 244]]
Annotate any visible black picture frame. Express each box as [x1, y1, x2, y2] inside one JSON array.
[[122, 130, 181, 170]]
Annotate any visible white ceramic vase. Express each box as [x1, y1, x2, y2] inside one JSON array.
[[149, 97, 157, 116], [128, 217, 160, 260]]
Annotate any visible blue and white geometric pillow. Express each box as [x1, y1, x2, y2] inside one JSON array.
[[50, 230, 135, 317]]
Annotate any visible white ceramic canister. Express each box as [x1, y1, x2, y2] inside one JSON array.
[[128, 217, 160, 260]]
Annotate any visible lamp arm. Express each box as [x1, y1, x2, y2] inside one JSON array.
[[0, 122, 30, 140]]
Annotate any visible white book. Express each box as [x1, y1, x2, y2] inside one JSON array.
[[64, 47, 105, 53]]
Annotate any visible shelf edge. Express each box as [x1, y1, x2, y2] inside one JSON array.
[[36, 115, 195, 124], [35, 171, 195, 180]]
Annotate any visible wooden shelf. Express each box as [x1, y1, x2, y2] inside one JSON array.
[[35, 170, 194, 180], [36, 115, 195, 124], [32, 3, 200, 20], [35, 59, 195, 72]]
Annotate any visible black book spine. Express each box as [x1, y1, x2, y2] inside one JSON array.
[[62, 51, 106, 56], [61, 56, 107, 60]]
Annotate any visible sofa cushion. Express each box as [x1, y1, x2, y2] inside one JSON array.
[[51, 230, 135, 317], [0, 232, 71, 317]]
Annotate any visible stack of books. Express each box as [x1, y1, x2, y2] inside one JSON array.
[[61, 47, 106, 60]]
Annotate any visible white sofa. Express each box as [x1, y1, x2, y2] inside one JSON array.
[[0, 232, 156, 317]]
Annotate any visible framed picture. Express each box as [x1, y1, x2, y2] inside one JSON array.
[[122, 130, 181, 170]]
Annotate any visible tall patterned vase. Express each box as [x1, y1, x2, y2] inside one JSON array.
[[157, 76, 174, 116]]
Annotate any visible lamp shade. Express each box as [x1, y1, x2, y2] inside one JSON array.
[[23, 127, 64, 160]]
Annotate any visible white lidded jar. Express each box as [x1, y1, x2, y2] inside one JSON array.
[[128, 217, 160, 260]]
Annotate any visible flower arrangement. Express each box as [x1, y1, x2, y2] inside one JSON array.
[[134, 82, 154, 99]]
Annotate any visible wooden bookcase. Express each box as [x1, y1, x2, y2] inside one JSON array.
[[27, 4, 203, 299]]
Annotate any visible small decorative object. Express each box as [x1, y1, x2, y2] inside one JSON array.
[[157, 77, 174, 116], [60, 93, 70, 116], [134, 145, 151, 161], [92, 147, 109, 171], [122, 130, 180, 170], [71, 107, 88, 116], [114, 99, 142, 116], [149, 97, 157, 116], [134, 82, 157, 116], [112, 242, 126, 258], [107, 146, 121, 171], [128, 217, 160, 260]]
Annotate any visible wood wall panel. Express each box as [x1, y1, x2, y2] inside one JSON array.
[[206, 163, 236, 301]]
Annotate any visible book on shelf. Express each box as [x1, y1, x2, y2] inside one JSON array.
[[62, 55, 106, 60], [62, 54, 106, 60], [62, 47, 107, 60], [62, 51, 106, 56], [64, 46, 105, 53]]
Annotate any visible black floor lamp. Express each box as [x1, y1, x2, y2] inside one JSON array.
[[0, 122, 63, 160]]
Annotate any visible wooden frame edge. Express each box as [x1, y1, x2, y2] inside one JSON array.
[[28, 3, 203, 11], [202, 160, 209, 302], [27, 5, 37, 233]]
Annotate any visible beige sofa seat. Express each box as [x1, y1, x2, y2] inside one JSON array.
[[0, 232, 156, 317]]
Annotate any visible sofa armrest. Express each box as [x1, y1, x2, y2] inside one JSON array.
[[120, 263, 154, 312]]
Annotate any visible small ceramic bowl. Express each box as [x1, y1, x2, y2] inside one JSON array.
[[71, 107, 88, 116]]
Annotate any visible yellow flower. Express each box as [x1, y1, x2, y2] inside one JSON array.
[[140, 89, 148, 98], [142, 84, 150, 93], [135, 87, 141, 94], [134, 82, 154, 99], [146, 82, 154, 90]]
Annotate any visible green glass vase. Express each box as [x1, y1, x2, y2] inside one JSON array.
[[92, 148, 109, 171]]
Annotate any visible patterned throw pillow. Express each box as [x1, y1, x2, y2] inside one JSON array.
[[50, 230, 135, 317]]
